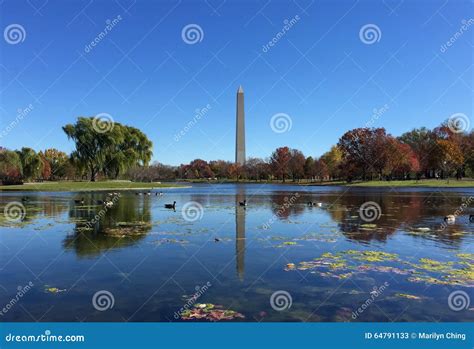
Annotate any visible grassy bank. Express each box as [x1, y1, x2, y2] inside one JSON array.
[[0, 181, 186, 192], [183, 178, 474, 187], [346, 179, 474, 188]]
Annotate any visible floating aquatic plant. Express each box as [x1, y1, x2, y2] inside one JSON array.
[[395, 293, 421, 300], [180, 303, 245, 321], [284, 250, 473, 287], [44, 286, 66, 293]]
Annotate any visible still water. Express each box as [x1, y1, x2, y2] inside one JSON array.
[[0, 184, 473, 322]]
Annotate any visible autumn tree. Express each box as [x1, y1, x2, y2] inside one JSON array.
[[398, 128, 437, 178], [270, 147, 291, 182], [288, 149, 305, 181], [320, 145, 343, 180], [41, 148, 69, 179], [384, 137, 420, 179], [0, 149, 23, 183], [338, 128, 389, 180], [437, 139, 464, 179]]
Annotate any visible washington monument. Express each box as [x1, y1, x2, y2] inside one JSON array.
[[235, 85, 246, 165]]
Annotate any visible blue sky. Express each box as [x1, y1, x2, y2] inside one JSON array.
[[0, 0, 472, 165]]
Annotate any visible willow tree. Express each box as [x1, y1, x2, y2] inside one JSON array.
[[16, 147, 43, 180], [63, 117, 153, 181]]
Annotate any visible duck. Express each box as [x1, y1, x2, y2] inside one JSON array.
[[469, 215, 474, 222], [74, 198, 85, 204], [444, 215, 456, 224], [145, 191, 151, 196], [104, 201, 114, 208], [239, 200, 247, 207], [307, 201, 322, 207], [214, 238, 220, 242], [165, 201, 176, 209], [135, 192, 142, 196]]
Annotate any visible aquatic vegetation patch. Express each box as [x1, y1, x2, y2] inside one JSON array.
[[457, 253, 474, 261], [180, 303, 245, 321], [149, 238, 189, 246], [104, 221, 152, 236], [275, 241, 300, 248], [44, 286, 67, 293], [286, 250, 473, 287], [347, 250, 399, 262], [360, 224, 378, 230], [395, 293, 422, 300]]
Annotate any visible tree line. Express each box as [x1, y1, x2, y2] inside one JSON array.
[[130, 120, 473, 182], [0, 118, 472, 184], [0, 117, 153, 184]]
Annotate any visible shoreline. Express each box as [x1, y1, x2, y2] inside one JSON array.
[[180, 179, 474, 188], [0, 181, 189, 192], [1, 179, 474, 191]]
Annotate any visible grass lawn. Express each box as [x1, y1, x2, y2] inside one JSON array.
[[347, 179, 474, 188], [0, 181, 186, 192]]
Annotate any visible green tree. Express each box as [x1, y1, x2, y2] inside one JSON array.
[[16, 147, 43, 180], [63, 117, 153, 181]]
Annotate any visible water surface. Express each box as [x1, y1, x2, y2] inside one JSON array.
[[1, 184, 473, 322]]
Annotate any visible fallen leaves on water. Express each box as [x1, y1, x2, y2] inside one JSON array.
[[181, 303, 245, 321]]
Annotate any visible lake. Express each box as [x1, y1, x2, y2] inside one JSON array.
[[0, 183, 473, 322]]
